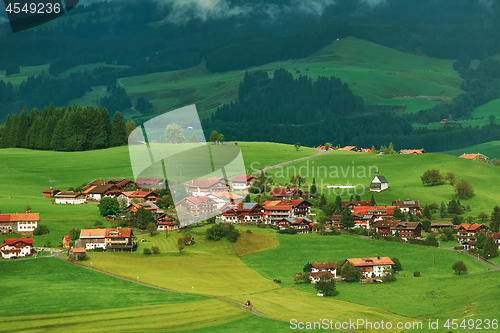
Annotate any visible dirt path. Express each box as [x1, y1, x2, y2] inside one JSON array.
[[260, 149, 327, 173]]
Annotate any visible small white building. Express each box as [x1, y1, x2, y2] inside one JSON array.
[[346, 257, 394, 278], [55, 191, 86, 204], [0, 237, 34, 259], [308, 262, 337, 283], [369, 172, 388, 192]]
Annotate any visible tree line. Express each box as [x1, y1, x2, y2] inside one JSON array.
[[0, 104, 135, 151]]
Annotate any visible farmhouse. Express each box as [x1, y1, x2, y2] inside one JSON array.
[[308, 262, 337, 283], [338, 146, 362, 152], [0, 212, 39, 234], [369, 172, 388, 192], [392, 200, 420, 214], [105, 228, 135, 252], [54, 191, 86, 204], [80, 229, 107, 250], [455, 223, 488, 250], [341, 201, 372, 212], [459, 153, 488, 161], [187, 177, 228, 196], [346, 257, 394, 278], [398, 149, 426, 155], [361, 148, 372, 153], [353, 206, 395, 220], [269, 187, 304, 199], [0, 237, 34, 259], [276, 217, 313, 233], [208, 191, 244, 210], [118, 190, 159, 205], [230, 175, 256, 190], [176, 196, 217, 216], [353, 214, 377, 229], [83, 183, 122, 201], [219, 202, 264, 223], [374, 220, 422, 238], [42, 188, 60, 197], [328, 215, 342, 229], [263, 199, 312, 224]]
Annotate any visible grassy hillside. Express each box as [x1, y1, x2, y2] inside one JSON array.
[[0, 63, 50, 86], [70, 37, 463, 120], [0, 143, 316, 246], [441, 141, 500, 160], [268, 150, 500, 218]]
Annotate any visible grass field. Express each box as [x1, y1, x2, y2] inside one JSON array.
[[0, 64, 50, 86], [441, 140, 500, 160], [267, 150, 500, 218], [70, 37, 462, 120]]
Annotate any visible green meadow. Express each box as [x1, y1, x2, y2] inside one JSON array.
[[441, 140, 500, 160], [0, 63, 50, 86], [268, 150, 500, 219], [70, 37, 462, 120]]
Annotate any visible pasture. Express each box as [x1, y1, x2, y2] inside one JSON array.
[[441, 140, 500, 160], [267, 150, 500, 218], [0, 63, 50, 86], [71, 37, 463, 120]]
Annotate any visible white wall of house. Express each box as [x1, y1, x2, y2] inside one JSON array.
[[231, 182, 249, 190], [1, 245, 32, 258], [84, 240, 106, 250], [56, 198, 86, 204], [16, 221, 37, 232]]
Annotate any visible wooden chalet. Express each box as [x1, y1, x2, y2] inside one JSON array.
[[0, 237, 34, 259], [54, 191, 86, 204], [219, 202, 264, 223], [105, 228, 135, 252], [230, 175, 256, 190], [118, 190, 159, 205], [0, 212, 39, 235], [83, 183, 122, 201], [374, 220, 422, 238], [309, 262, 337, 283], [454, 223, 488, 250], [276, 217, 313, 233], [42, 188, 60, 198]]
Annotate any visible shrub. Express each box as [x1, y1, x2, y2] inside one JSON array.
[[278, 227, 298, 234], [143, 248, 152, 255], [454, 245, 464, 250], [246, 229, 252, 234], [33, 225, 49, 235], [152, 246, 160, 254], [414, 271, 421, 277]]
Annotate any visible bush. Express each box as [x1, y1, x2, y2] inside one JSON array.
[[414, 271, 421, 277], [33, 225, 49, 235], [278, 227, 298, 234], [152, 246, 160, 254], [206, 223, 240, 242], [246, 229, 252, 234], [454, 245, 464, 250], [143, 248, 152, 255]]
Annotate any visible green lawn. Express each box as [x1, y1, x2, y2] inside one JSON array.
[[71, 37, 462, 120], [267, 150, 500, 219], [441, 141, 500, 160], [0, 64, 50, 86], [242, 233, 497, 327]]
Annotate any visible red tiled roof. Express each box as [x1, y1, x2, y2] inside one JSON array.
[[311, 262, 337, 269], [230, 175, 256, 183], [71, 247, 86, 253], [488, 232, 500, 240], [0, 214, 10, 222], [1, 237, 34, 246], [55, 191, 83, 198], [362, 148, 372, 153], [459, 153, 484, 160], [454, 223, 487, 231], [8, 213, 39, 222], [117, 179, 135, 187], [399, 149, 425, 155], [121, 190, 155, 198], [63, 235, 71, 241], [183, 196, 216, 206], [347, 257, 394, 267], [310, 271, 335, 278], [105, 228, 133, 238], [341, 201, 371, 208], [263, 199, 311, 211], [187, 177, 227, 188], [338, 146, 358, 151], [353, 206, 395, 216]]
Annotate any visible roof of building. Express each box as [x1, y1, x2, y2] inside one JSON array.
[[347, 257, 394, 267], [353, 206, 395, 216], [330, 215, 342, 220], [105, 228, 133, 238], [263, 199, 312, 210], [398, 149, 426, 154], [341, 201, 371, 208], [85, 184, 121, 195], [71, 247, 86, 253], [183, 196, 216, 206], [230, 175, 256, 182], [1, 237, 35, 247], [55, 191, 83, 198], [311, 262, 337, 270], [0, 214, 11, 222], [488, 232, 500, 240], [374, 220, 421, 230], [42, 188, 60, 193], [310, 271, 336, 278], [80, 229, 107, 238], [8, 213, 40, 222], [362, 148, 372, 153], [454, 223, 487, 231], [116, 179, 136, 188], [277, 217, 312, 225], [372, 174, 388, 183], [338, 146, 359, 151], [459, 153, 487, 160], [209, 191, 244, 201], [186, 177, 227, 188], [221, 202, 261, 213], [88, 179, 113, 186], [121, 190, 156, 198], [392, 200, 420, 208], [431, 222, 453, 227]]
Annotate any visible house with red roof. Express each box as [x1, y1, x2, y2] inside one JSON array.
[[338, 146, 362, 152], [328, 215, 342, 229], [454, 223, 488, 250], [341, 201, 372, 212], [353, 214, 378, 229], [42, 188, 60, 198], [353, 206, 395, 220], [392, 200, 420, 214], [186, 177, 228, 196], [269, 187, 304, 199], [69, 247, 87, 261], [316, 146, 326, 150], [398, 149, 426, 155], [308, 262, 337, 283], [1, 237, 34, 259], [374, 220, 422, 239], [118, 190, 159, 205], [105, 228, 136, 252], [458, 153, 488, 161], [219, 202, 264, 223], [276, 217, 313, 233], [176, 196, 217, 217], [230, 175, 256, 190], [83, 183, 122, 201], [0, 212, 39, 234], [263, 199, 312, 224], [135, 178, 164, 189], [115, 179, 138, 190], [361, 148, 372, 153], [55, 191, 86, 204], [62, 235, 71, 248], [346, 257, 394, 278]]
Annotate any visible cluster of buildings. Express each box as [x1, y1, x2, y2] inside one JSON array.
[[454, 223, 500, 250], [307, 256, 395, 283], [318, 145, 426, 156]]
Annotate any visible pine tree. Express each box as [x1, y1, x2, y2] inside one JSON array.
[[111, 111, 127, 147], [335, 195, 342, 213], [370, 194, 376, 206], [310, 178, 318, 197], [422, 205, 432, 220], [51, 114, 69, 151], [15, 108, 30, 148], [490, 206, 500, 232], [340, 206, 354, 229], [439, 201, 447, 218]]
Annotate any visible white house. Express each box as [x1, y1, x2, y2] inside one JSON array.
[[207, 191, 244, 210], [369, 172, 388, 192], [54, 191, 86, 204], [308, 262, 337, 283], [230, 175, 256, 191], [0, 237, 34, 259], [346, 257, 394, 278]]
